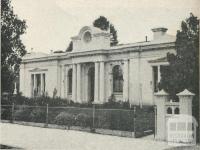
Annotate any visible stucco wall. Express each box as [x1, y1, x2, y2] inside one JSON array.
[[20, 60, 59, 97], [20, 44, 175, 106]]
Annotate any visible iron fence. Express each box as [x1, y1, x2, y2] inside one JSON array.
[[1, 104, 154, 137]]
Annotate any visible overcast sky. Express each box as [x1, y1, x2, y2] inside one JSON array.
[[12, 0, 200, 53]]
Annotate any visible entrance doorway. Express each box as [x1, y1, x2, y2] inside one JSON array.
[[88, 67, 95, 102]]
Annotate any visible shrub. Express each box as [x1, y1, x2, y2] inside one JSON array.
[[54, 112, 74, 129], [1, 107, 12, 120], [29, 108, 46, 123], [75, 113, 91, 128], [13, 105, 32, 121], [95, 114, 109, 129]]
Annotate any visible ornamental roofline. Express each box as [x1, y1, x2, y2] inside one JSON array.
[[21, 41, 175, 63]]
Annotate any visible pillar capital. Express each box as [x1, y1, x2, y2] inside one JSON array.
[[154, 89, 169, 97], [176, 89, 195, 97]]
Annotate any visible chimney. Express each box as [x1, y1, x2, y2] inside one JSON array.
[[151, 27, 168, 40]]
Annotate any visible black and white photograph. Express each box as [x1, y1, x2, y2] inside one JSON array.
[[1, 0, 200, 149]]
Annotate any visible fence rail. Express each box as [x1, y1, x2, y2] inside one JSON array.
[[1, 104, 155, 137]]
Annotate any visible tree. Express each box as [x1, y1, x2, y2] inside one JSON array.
[[159, 13, 199, 141], [1, 0, 27, 93], [93, 16, 118, 46], [159, 13, 199, 98], [66, 41, 73, 52]]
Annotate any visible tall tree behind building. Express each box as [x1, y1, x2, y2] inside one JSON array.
[[93, 16, 118, 46], [1, 0, 27, 93], [159, 13, 199, 98]]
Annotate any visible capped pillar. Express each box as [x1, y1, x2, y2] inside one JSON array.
[[177, 89, 195, 116], [154, 89, 169, 140]]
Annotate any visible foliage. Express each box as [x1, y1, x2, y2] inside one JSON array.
[[103, 94, 130, 109], [159, 13, 199, 99], [1, 0, 27, 93], [66, 41, 73, 52], [53, 88, 57, 98], [75, 113, 91, 128], [53, 50, 64, 53], [13, 105, 32, 121], [29, 108, 46, 123], [93, 16, 118, 46], [1, 107, 12, 120], [54, 112, 75, 129]]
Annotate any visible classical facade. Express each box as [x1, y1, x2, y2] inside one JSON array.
[[20, 26, 176, 105]]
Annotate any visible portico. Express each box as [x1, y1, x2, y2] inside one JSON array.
[[66, 61, 106, 103]]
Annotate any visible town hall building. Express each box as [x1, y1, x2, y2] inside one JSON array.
[[19, 26, 176, 105]]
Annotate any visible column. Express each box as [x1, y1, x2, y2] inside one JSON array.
[[76, 63, 81, 103], [65, 68, 68, 99], [94, 62, 99, 102], [123, 59, 129, 102], [19, 64, 25, 95], [60, 65, 65, 98], [57, 65, 62, 97], [158, 65, 161, 83], [41, 73, 43, 95], [72, 64, 77, 102], [99, 62, 105, 103], [107, 66, 113, 101]]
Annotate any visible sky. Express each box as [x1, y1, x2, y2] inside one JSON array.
[[11, 0, 200, 53]]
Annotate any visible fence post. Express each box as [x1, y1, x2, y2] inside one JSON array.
[[11, 102, 15, 123], [154, 105, 157, 139], [133, 106, 136, 137], [92, 104, 95, 132], [45, 104, 49, 127]]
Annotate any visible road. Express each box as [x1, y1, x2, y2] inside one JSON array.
[[0, 123, 172, 150]]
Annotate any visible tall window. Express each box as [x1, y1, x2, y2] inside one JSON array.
[[68, 69, 72, 94], [42, 73, 46, 93], [31, 74, 34, 96], [31, 73, 46, 97], [36, 74, 41, 95], [153, 66, 158, 92], [113, 65, 123, 93]]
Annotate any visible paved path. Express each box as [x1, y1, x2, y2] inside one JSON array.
[[0, 123, 172, 150]]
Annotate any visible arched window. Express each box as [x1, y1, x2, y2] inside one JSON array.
[[113, 65, 123, 93], [167, 107, 172, 114], [68, 69, 72, 94], [174, 107, 180, 114]]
